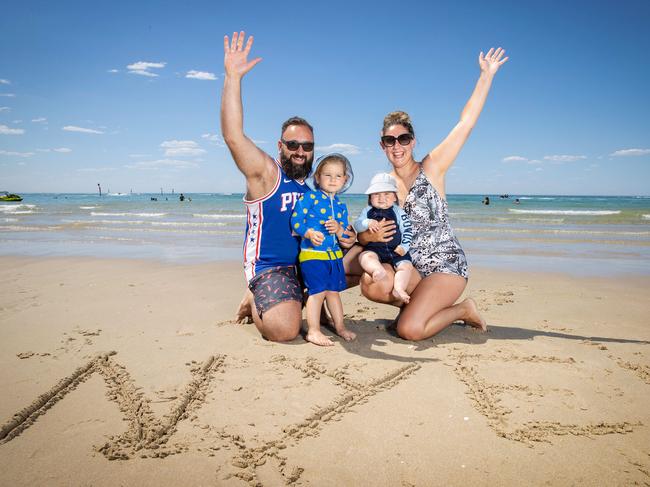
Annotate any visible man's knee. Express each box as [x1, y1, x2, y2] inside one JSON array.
[[258, 300, 302, 342]]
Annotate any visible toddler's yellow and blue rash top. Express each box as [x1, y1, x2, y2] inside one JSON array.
[[290, 190, 348, 262]]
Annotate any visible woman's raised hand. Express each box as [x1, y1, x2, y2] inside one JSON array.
[[478, 47, 508, 76], [224, 31, 262, 79]]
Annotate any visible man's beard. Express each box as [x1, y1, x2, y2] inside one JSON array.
[[280, 151, 313, 181]]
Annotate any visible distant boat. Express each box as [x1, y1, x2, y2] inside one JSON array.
[[0, 191, 22, 202]]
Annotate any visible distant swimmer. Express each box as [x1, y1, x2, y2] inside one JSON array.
[[514, 198, 520, 204], [482, 196, 490, 205], [179, 193, 185, 202]]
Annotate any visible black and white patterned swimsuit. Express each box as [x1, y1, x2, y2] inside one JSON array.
[[403, 170, 469, 279]]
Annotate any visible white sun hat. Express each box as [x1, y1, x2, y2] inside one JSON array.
[[364, 172, 397, 194]]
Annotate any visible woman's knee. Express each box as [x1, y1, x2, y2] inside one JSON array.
[[396, 320, 426, 341]]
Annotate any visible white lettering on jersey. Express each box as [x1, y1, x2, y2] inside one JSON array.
[[280, 192, 301, 212]]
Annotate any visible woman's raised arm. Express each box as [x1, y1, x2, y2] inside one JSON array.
[[423, 48, 508, 179]]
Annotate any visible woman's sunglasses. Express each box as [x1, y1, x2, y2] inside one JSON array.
[[381, 134, 414, 147], [282, 139, 314, 152]]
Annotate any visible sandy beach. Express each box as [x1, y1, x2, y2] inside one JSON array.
[[0, 255, 649, 486]]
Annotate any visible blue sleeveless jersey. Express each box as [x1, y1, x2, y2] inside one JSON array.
[[243, 160, 307, 282]]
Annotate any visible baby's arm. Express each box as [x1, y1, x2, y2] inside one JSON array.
[[353, 206, 374, 233]]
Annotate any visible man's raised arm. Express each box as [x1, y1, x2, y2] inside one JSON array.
[[220, 31, 274, 198]]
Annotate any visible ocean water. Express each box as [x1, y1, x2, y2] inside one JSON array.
[[1, 193, 649, 276]]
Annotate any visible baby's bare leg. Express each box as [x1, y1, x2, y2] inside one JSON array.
[[359, 250, 387, 282], [325, 291, 356, 341], [392, 262, 414, 303]]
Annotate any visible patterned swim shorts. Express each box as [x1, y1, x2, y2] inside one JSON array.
[[248, 266, 303, 318]]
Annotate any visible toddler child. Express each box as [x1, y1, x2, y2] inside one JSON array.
[[291, 153, 356, 346]]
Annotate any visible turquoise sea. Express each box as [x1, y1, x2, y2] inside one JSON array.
[[1, 193, 649, 276]]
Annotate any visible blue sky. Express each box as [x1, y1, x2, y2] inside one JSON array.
[[1, 0, 649, 195]]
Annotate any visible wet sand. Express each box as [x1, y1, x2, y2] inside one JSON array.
[[0, 256, 649, 486]]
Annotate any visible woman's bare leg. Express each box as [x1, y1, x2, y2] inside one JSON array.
[[358, 250, 387, 282], [305, 292, 334, 346], [360, 263, 421, 306], [397, 273, 486, 341], [343, 244, 364, 288], [325, 291, 356, 341]]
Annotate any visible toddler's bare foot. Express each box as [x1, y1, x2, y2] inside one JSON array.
[[335, 327, 356, 342], [462, 298, 487, 331], [306, 330, 335, 346], [392, 288, 410, 304], [372, 268, 387, 282]]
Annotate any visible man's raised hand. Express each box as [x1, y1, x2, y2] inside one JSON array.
[[224, 31, 262, 79]]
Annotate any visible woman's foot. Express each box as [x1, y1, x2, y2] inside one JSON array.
[[462, 298, 487, 331], [372, 268, 387, 282], [306, 330, 335, 346], [335, 327, 357, 342], [392, 287, 410, 304]]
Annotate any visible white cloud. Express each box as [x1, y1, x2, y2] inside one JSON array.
[[77, 167, 116, 173], [160, 139, 206, 157], [0, 107, 9, 112], [31, 117, 47, 123], [527, 159, 543, 165], [543, 154, 587, 162], [108, 69, 119, 73], [63, 125, 104, 134], [54, 147, 72, 153], [0, 150, 34, 157], [0, 124, 24, 135], [0, 79, 10, 85], [127, 61, 166, 77], [315, 143, 361, 156], [502, 155, 528, 162], [610, 148, 650, 157], [0, 93, 16, 97], [125, 159, 199, 170], [186, 70, 217, 81], [201, 133, 225, 146]]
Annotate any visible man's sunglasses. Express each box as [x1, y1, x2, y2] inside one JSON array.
[[282, 139, 314, 152], [381, 134, 414, 147]]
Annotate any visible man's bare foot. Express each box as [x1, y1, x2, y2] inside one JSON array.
[[235, 291, 253, 324], [335, 327, 356, 342], [372, 268, 387, 282], [306, 330, 334, 346], [462, 298, 487, 331], [392, 288, 410, 304]]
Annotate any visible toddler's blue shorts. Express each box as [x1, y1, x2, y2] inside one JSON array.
[[300, 258, 346, 296]]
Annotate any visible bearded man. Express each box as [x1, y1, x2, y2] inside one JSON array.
[[221, 31, 326, 341]]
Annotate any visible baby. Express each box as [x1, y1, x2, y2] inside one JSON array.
[[353, 173, 415, 303], [291, 153, 356, 346]]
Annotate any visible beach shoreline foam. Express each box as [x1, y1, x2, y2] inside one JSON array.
[[1, 255, 649, 485]]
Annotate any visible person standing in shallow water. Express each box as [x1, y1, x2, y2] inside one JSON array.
[[345, 47, 509, 340]]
